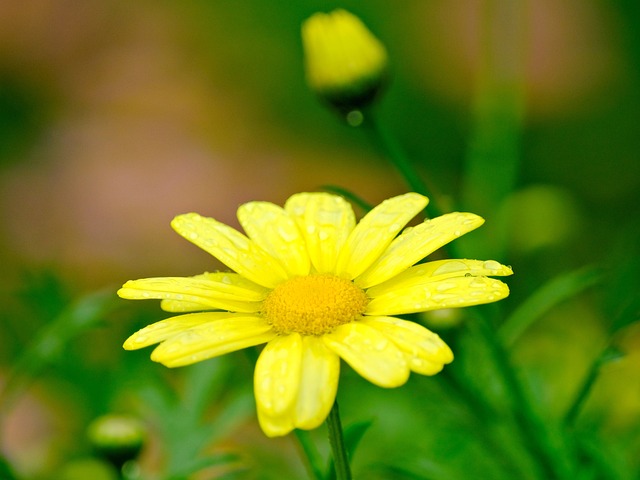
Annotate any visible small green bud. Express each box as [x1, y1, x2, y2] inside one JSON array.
[[87, 414, 145, 469]]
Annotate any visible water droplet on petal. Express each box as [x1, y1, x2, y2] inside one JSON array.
[[436, 283, 456, 292], [483, 260, 502, 271], [261, 377, 272, 391]]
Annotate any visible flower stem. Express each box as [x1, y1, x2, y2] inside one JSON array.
[[326, 401, 352, 480], [361, 110, 442, 219], [459, 0, 524, 259]]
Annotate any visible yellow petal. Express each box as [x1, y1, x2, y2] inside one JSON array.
[[237, 202, 310, 277], [149, 316, 275, 367], [124, 312, 234, 350], [255, 405, 294, 438], [254, 334, 303, 437], [366, 276, 510, 316], [323, 322, 409, 388], [335, 193, 428, 280], [171, 213, 288, 288], [293, 336, 340, 430], [118, 273, 267, 313], [366, 259, 513, 298], [360, 317, 453, 375], [356, 212, 485, 288], [284, 193, 355, 273]]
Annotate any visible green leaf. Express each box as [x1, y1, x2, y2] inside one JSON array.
[[134, 358, 253, 480], [343, 419, 374, 460], [0, 455, 17, 480], [563, 346, 624, 427], [166, 452, 245, 480], [499, 265, 602, 346], [1, 289, 119, 409], [320, 185, 373, 212]]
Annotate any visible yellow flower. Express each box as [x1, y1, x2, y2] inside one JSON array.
[[118, 193, 512, 437], [302, 9, 388, 111]]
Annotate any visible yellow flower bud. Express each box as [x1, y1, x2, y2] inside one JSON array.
[[302, 9, 388, 113]]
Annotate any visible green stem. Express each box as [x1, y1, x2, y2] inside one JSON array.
[[361, 110, 442, 218], [294, 430, 325, 480], [459, 0, 525, 259], [326, 401, 352, 480], [563, 347, 622, 427]]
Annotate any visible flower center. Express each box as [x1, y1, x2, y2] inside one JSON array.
[[262, 274, 369, 336]]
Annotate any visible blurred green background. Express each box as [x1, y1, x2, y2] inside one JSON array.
[[1, 1, 639, 479]]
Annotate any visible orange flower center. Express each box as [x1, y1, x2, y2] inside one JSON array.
[[262, 274, 369, 336]]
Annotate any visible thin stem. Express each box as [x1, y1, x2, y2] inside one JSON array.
[[294, 430, 325, 480], [361, 110, 442, 219], [563, 347, 622, 427], [458, 0, 525, 259], [326, 401, 352, 480]]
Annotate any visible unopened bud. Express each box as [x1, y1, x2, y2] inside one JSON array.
[[87, 414, 145, 469], [302, 9, 388, 114]]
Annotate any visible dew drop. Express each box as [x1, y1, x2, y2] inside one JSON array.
[[278, 227, 298, 242], [279, 361, 289, 375], [433, 293, 456, 302], [375, 339, 389, 351], [436, 283, 455, 292], [483, 260, 502, 271], [433, 261, 466, 275], [387, 223, 400, 233], [261, 377, 272, 392]]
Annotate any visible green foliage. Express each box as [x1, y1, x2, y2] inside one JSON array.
[[2, 1, 640, 479], [132, 359, 253, 479]]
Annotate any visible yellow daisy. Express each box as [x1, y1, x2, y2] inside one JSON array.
[[118, 192, 512, 437]]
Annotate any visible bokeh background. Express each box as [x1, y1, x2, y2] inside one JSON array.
[[1, 1, 639, 479]]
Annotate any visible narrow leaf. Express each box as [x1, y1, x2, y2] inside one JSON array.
[[499, 266, 602, 346]]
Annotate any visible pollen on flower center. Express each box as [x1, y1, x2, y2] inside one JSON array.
[[262, 274, 369, 336]]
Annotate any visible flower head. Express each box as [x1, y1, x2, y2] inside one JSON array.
[[302, 9, 388, 113], [118, 193, 512, 437]]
